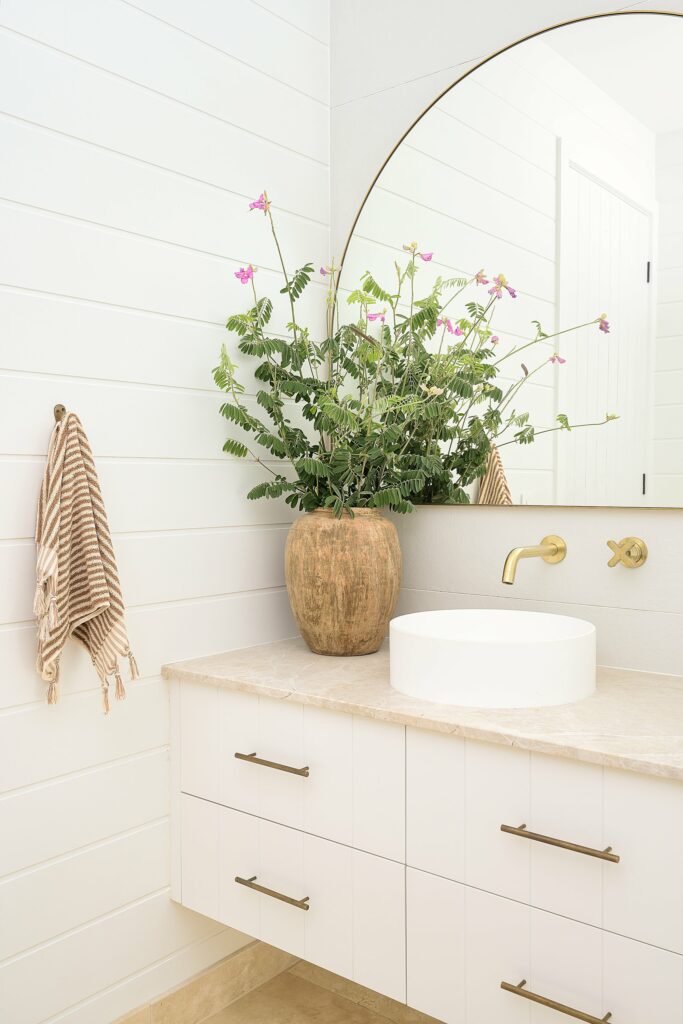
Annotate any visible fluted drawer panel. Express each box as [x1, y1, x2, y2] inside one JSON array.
[[180, 683, 405, 861], [179, 794, 406, 1003]]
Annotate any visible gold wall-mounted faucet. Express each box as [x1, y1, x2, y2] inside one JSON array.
[[502, 535, 567, 585]]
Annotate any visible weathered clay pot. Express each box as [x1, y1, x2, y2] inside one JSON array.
[[285, 508, 401, 656]]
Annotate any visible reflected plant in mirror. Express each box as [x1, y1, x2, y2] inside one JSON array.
[[341, 12, 683, 508], [214, 194, 612, 514]]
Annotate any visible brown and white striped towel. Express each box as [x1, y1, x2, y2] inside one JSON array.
[[478, 443, 513, 506], [34, 412, 138, 713]]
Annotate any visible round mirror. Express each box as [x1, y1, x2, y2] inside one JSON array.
[[340, 12, 683, 508]]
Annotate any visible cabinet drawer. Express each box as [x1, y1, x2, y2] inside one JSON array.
[[407, 869, 683, 1024], [407, 729, 683, 950], [180, 684, 405, 860], [180, 794, 406, 1003]]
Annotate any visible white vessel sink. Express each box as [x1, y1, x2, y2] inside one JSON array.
[[390, 609, 596, 708]]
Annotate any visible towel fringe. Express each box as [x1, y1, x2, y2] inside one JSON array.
[[115, 668, 126, 701], [127, 651, 140, 681], [47, 680, 59, 705], [102, 683, 110, 716]]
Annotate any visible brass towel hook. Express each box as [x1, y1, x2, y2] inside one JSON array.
[[607, 536, 648, 569], [53, 404, 66, 423]]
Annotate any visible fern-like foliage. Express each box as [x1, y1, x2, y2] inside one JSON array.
[[214, 200, 614, 515]]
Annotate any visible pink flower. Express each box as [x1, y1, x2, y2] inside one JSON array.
[[475, 270, 489, 286], [235, 265, 255, 284], [249, 192, 271, 214], [549, 353, 566, 365], [419, 252, 433, 262], [367, 310, 386, 323], [488, 273, 516, 299], [320, 266, 328, 277], [598, 314, 610, 334], [437, 317, 463, 336], [490, 335, 499, 345]]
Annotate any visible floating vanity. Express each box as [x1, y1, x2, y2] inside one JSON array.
[[163, 640, 683, 1024]]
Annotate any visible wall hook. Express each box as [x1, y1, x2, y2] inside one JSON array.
[[53, 404, 66, 423], [607, 537, 648, 569]]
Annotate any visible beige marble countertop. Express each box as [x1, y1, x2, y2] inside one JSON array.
[[162, 638, 683, 782]]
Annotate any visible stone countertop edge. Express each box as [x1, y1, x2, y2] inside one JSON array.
[[162, 638, 683, 783]]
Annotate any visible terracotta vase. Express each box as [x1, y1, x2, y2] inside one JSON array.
[[284, 508, 402, 656]]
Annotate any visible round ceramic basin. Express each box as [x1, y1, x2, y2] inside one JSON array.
[[389, 609, 596, 708]]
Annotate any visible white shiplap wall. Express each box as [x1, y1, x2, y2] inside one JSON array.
[[332, 2, 683, 677], [341, 36, 655, 503], [0, 2, 328, 1022], [654, 128, 683, 504]]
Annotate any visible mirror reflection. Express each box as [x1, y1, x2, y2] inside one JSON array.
[[341, 14, 683, 507]]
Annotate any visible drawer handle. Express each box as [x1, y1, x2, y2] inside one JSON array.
[[234, 874, 310, 911], [501, 823, 620, 863], [234, 751, 310, 777], [501, 979, 612, 1024]]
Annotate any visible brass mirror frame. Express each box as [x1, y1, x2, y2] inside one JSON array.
[[337, 9, 683, 512]]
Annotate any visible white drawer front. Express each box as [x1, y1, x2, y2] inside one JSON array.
[[603, 930, 683, 1024], [181, 685, 405, 860], [465, 742, 531, 903], [407, 869, 683, 1024], [407, 728, 465, 880], [407, 730, 683, 953], [526, 753, 604, 928], [179, 795, 406, 1002], [407, 868, 465, 1024], [603, 768, 683, 954]]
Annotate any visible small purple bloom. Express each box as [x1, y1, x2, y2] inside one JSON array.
[[249, 192, 271, 214], [475, 270, 489, 286], [598, 314, 610, 334], [320, 266, 328, 277], [488, 273, 516, 299], [235, 265, 255, 284], [419, 252, 434, 262], [549, 353, 567, 365], [490, 335, 499, 346], [367, 310, 386, 323]]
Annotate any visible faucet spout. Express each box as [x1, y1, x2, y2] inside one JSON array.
[[502, 535, 567, 585]]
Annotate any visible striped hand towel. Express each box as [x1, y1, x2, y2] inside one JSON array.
[[478, 443, 513, 506], [34, 412, 138, 713]]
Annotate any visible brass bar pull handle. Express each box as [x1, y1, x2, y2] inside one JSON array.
[[234, 752, 309, 777], [501, 824, 619, 863], [235, 874, 310, 911], [501, 979, 612, 1023]]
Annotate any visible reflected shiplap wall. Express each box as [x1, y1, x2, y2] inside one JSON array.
[[655, 129, 683, 503], [0, 1, 328, 1022], [331, 0, 683, 677]]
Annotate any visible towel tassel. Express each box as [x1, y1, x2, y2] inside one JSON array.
[[102, 683, 110, 716], [128, 651, 140, 681], [47, 680, 58, 705], [47, 596, 59, 630], [34, 583, 47, 618], [115, 668, 126, 701]]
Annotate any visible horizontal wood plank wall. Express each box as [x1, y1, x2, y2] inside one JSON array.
[[0, 1, 328, 1021], [653, 129, 683, 503], [341, 36, 654, 504]]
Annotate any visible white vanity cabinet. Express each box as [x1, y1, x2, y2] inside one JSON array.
[[171, 679, 683, 1023], [173, 682, 406, 1002]]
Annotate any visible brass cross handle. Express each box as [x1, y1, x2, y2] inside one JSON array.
[[607, 537, 648, 569]]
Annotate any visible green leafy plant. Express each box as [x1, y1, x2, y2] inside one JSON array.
[[214, 193, 615, 515]]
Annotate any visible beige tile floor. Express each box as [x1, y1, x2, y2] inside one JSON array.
[[202, 964, 441, 1024]]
